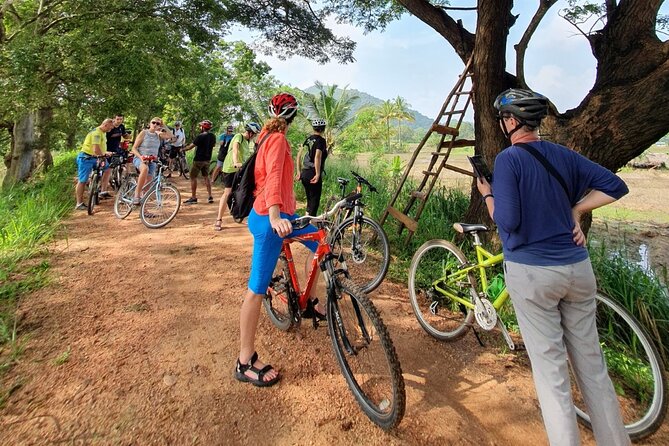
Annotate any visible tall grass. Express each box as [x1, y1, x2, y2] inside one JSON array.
[[309, 157, 669, 361], [0, 150, 77, 348]]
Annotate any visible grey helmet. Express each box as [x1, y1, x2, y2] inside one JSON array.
[[311, 118, 326, 127], [494, 88, 548, 128], [245, 122, 261, 134]]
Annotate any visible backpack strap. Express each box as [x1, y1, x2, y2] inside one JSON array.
[[515, 142, 572, 204]]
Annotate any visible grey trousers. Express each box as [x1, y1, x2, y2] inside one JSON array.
[[504, 259, 630, 446]]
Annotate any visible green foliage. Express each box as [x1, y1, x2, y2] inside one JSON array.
[[303, 82, 360, 151], [338, 107, 385, 154], [0, 151, 76, 353], [589, 240, 669, 363]]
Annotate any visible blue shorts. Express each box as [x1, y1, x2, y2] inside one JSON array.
[[247, 209, 319, 295], [133, 157, 157, 177], [76, 153, 108, 183]]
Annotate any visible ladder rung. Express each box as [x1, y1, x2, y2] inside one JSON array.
[[387, 206, 418, 233], [443, 109, 466, 115], [455, 91, 472, 95], [430, 151, 448, 156], [431, 124, 459, 136], [445, 164, 476, 177], [411, 191, 427, 200], [440, 139, 476, 149], [422, 170, 439, 177]]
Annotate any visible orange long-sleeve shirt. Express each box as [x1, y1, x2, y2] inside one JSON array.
[[253, 130, 296, 216]]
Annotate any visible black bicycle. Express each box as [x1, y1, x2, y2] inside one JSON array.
[[168, 147, 189, 179], [108, 151, 133, 192], [324, 171, 391, 294], [86, 156, 107, 215]]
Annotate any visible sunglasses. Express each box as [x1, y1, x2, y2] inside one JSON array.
[[151, 121, 161, 125]]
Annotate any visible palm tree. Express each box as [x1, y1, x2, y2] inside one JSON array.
[[375, 100, 397, 152], [304, 81, 359, 152], [393, 96, 415, 151]]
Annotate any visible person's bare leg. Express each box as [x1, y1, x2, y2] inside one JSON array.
[[101, 168, 112, 192], [135, 164, 149, 199], [217, 187, 232, 220], [76, 182, 86, 204], [304, 254, 324, 314], [204, 175, 212, 197], [190, 176, 197, 199], [239, 289, 279, 382]]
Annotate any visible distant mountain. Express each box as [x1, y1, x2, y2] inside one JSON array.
[[303, 86, 434, 130]]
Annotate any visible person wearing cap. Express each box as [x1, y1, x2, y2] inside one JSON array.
[[477, 88, 629, 446], [211, 125, 235, 184], [213, 122, 260, 230], [295, 118, 328, 215], [183, 120, 216, 204]]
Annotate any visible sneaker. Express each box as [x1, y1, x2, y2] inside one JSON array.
[[99, 191, 112, 199], [75, 203, 87, 211], [132, 197, 141, 206], [208, 196, 214, 204], [184, 197, 198, 205]]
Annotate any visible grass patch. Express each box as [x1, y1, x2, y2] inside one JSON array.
[[593, 206, 669, 225], [53, 347, 71, 366], [0, 150, 77, 380]]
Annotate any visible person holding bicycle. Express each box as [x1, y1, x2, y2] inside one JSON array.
[[130, 117, 173, 205], [235, 93, 323, 388], [74, 118, 115, 210], [169, 120, 186, 168], [183, 120, 216, 205], [477, 88, 630, 446], [213, 122, 261, 230], [296, 118, 328, 216]]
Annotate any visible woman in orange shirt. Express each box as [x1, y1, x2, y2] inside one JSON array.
[[235, 93, 320, 387]]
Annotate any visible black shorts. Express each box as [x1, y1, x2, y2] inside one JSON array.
[[223, 172, 235, 188]]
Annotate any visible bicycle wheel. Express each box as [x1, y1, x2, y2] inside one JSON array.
[[113, 176, 136, 219], [140, 184, 181, 229], [329, 216, 390, 293], [87, 173, 100, 215], [571, 292, 667, 440], [262, 255, 296, 331], [180, 157, 190, 180], [408, 239, 476, 341], [327, 278, 405, 430]]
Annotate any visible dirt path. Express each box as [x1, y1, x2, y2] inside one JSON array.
[[1, 176, 667, 445]]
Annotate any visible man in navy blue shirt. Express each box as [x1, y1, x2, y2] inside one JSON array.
[[477, 89, 630, 446]]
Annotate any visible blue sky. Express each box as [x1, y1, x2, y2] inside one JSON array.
[[231, 3, 668, 118]]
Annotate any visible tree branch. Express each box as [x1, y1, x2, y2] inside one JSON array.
[[515, 0, 557, 89], [395, 0, 475, 62]]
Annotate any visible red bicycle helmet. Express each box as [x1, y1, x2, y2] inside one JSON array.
[[200, 120, 213, 130], [268, 93, 298, 119]]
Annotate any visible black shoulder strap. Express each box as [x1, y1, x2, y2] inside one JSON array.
[[515, 142, 571, 203], [255, 132, 271, 153]]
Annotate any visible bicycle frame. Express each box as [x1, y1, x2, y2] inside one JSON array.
[[280, 227, 335, 312], [432, 238, 510, 312]]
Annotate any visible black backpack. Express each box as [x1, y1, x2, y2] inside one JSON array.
[[227, 133, 272, 222]]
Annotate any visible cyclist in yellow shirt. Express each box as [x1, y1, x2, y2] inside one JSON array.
[[75, 118, 115, 210]]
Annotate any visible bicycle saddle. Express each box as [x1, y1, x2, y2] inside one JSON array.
[[337, 177, 350, 186], [453, 223, 489, 234]]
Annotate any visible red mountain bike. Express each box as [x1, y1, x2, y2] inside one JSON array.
[[263, 194, 405, 430]]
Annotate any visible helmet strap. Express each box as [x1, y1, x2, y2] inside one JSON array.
[[501, 116, 523, 141]]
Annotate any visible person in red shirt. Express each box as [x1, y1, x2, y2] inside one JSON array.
[[234, 93, 320, 387]]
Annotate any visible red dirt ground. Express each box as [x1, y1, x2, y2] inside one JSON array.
[[1, 175, 667, 445]]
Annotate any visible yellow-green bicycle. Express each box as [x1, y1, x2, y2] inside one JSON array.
[[408, 223, 667, 441]]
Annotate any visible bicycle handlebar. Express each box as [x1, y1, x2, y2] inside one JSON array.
[[350, 171, 378, 193], [271, 193, 364, 234]]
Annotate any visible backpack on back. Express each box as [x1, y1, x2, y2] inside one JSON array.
[[227, 133, 272, 222]]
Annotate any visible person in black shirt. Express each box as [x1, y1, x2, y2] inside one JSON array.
[[183, 120, 216, 204], [106, 114, 130, 154], [296, 118, 328, 215]]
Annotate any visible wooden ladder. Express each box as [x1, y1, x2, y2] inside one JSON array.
[[379, 56, 476, 242]]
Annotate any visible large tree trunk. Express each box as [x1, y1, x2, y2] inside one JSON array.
[[33, 107, 54, 173], [463, 0, 513, 228], [3, 113, 36, 188]]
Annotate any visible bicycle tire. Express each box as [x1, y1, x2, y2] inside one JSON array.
[[572, 292, 667, 440], [262, 255, 296, 331], [139, 184, 181, 229], [113, 176, 136, 219], [87, 173, 99, 215], [329, 216, 390, 294], [180, 157, 190, 180], [327, 278, 405, 430], [408, 239, 476, 341]]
